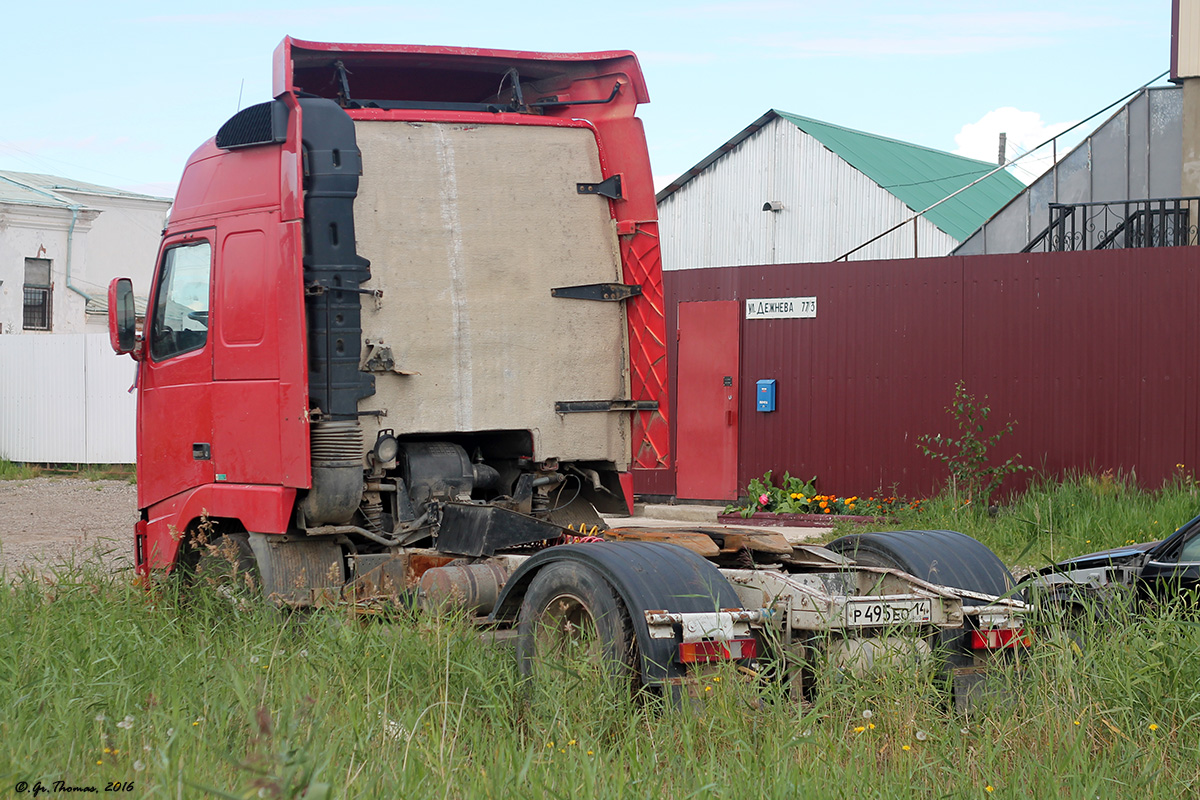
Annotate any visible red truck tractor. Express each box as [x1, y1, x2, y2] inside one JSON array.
[[109, 38, 1025, 702]]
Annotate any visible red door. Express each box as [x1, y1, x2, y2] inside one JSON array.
[[675, 301, 740, 500], [137, 231, 216, 510]]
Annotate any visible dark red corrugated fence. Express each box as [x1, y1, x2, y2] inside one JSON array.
[[663, 247, 1200, 500]]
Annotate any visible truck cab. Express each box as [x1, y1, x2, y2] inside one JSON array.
[[111, 38, 670, 586]]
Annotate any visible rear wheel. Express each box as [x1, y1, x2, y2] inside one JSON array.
[[515, 561, 637, 688], [827, 529, 1018, 601], [827, 529, 1021, 702]]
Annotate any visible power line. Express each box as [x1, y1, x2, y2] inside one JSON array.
[[0, 141, 161, 189], [881, 168, 993, 189]]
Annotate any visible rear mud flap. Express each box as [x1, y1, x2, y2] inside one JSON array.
[[951, 666, 989, 712]]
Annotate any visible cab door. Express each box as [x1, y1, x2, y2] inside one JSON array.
[[209, 216, 292, 486], [137, 231, 215, 509]]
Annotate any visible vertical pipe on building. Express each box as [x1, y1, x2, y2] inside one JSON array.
[[65, 205, 91, 301], [0, 175, 94, 309]]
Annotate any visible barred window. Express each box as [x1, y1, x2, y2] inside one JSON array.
[[23, 258, 52, 331]]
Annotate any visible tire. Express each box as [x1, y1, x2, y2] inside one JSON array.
[[515, 561, 637, 686], [827, 529, 1019, 600], [827, 530, 1020, 669], [194, 532, 260, 597]]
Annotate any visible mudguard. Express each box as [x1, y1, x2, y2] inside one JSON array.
[[491, 541, 744, 687]]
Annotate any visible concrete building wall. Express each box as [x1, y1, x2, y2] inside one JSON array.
[[0, 194, 168, 335], [55, 191, 167, 330], [0, 206, 93, 335], [658, 116, 957, 271]]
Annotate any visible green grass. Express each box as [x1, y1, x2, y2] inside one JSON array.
[[4, 477, 1200, 797], [823, 472, 1200, 569], [2, 550, 1199, 798], [0, 459, 41, 480], [0, 460, 135, 483]]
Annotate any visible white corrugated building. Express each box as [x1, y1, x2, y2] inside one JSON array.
[[657, 110, 1025, 271]]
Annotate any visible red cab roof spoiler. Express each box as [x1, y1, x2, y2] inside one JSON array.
[[273, 36, 649, 109]]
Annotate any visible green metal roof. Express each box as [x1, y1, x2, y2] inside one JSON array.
[[774, 110, 1024, 241]]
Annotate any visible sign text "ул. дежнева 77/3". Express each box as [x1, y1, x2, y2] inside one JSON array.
[[745, 296, 816, 320]]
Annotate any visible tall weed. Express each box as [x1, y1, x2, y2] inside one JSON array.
[[2, 551, 1198, 798]]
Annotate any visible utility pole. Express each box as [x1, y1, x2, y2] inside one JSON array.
[[998, 132, 1007, 166]]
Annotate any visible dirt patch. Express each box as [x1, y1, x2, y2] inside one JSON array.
[[0, 477, 138, 575]]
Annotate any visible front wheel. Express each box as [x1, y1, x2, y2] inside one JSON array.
[[193, 532, 260, 597], [515, 561, 637, 688]]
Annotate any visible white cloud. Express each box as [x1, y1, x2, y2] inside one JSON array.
[[742, 9, 1138, 60], [638, 51, 718, 66], [953, 107, 1077, 184], [136, 7, 433, 25], [753, 34, 1043, 58]]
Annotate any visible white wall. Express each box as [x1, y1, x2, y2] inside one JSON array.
[[658, 116, 957, 270], [0, 193, 167, 335], [0, 333, 136, 463], [57, 191, 166, 310], [0, 205, 90, 335]]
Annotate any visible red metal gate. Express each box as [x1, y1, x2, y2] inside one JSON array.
[[667, 247, 1200, 499], [675, 301, 740, 500]]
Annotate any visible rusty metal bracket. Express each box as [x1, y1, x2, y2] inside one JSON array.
[[306, 282, 383, 299], [577, 174, 623, 200], [551, 283, 642, 302], [555, 400, 659, 414], [360, 340, 418, 375]]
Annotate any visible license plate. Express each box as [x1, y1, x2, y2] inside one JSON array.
[[845, 599, 932, 627]]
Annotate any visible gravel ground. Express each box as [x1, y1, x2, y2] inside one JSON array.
[[0, 478, 138, 575], [0, 479, 826, 577]]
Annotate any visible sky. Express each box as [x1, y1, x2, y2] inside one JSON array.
[[0, 1, 1171, 198]]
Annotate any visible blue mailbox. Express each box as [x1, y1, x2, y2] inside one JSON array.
[[756, 379, 776, 412]]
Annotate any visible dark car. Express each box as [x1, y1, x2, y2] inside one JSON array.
[[1035, 512, 1200, 608]]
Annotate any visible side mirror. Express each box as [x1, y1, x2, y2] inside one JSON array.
[[108, 277, 140, 357]]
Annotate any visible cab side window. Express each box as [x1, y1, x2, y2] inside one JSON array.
[[149, 241, 212, 361]]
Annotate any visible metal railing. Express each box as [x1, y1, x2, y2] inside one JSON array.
[[1022, 197, 1200, 253]]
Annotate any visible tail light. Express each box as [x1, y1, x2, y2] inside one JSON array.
[[970, 628, 1030, 649], [678, 637, 757, 664]]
